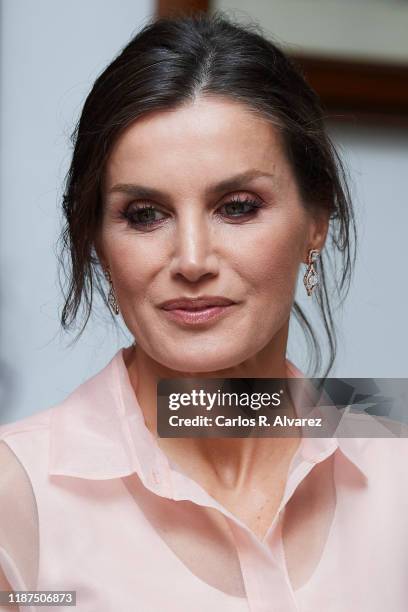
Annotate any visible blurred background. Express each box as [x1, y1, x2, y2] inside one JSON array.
[[1, 0, 407, 424]]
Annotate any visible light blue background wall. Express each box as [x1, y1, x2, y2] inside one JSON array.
[[1, 1, 407, 425], [0, 0, 153, 424], [288, 122, 408, 379]]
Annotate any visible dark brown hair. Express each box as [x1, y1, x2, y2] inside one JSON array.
[[58, 11, 357, 378]]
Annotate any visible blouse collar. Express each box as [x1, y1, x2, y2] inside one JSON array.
[[48, 347, 371, 489]]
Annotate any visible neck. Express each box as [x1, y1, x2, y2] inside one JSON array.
[[125, 321, 301, 490]]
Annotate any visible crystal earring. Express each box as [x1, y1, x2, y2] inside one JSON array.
[[303, 249, 320, 296], [103, 268, 120, 315]]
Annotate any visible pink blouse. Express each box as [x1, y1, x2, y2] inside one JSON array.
[[0, 346, 407, 611]]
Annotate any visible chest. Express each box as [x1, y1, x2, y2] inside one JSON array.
[[208, 478, 287, 541]]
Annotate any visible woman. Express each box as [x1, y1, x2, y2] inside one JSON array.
[[0, 12, 407, 612]]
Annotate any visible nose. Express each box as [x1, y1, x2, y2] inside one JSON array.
[[168, 209, 219, 283]]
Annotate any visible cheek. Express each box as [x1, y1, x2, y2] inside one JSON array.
[[102, 232, 161, 299], [235, 219, 305, 296]]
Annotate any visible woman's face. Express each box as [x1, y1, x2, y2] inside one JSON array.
[[99, 96, 325, 373]]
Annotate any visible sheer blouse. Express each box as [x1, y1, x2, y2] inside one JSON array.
[[0, 346, 407, 611]]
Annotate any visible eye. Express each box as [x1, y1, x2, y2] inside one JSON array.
[[119, 194, 264, 230], [120, 203, 167, 229], [217, 195, 263, 220]]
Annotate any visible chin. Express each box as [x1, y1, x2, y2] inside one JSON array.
[[153, 344, 253, 375]]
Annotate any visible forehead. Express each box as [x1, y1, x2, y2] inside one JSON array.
[[104, 96, 288, 189]]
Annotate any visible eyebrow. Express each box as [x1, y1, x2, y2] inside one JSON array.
[[106, 169, 276, 200]]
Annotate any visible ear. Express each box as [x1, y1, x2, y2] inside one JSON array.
[[305, 209, 330, 262]]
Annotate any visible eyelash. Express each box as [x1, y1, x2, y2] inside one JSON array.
[[119, 196, 264, 230]]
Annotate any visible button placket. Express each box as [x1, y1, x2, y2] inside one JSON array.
[[227, 517, 300, 612]]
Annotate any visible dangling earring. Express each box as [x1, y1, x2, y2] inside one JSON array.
[[303, 249, 320, 296], [103, 267, 120, 315]]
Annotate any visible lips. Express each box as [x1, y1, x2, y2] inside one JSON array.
[[160, 296, 235, 311]]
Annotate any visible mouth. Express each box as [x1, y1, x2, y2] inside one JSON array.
[[161, 304, 236, 326], [160, 296, 235, 310], [159, 296, 237, 326]]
